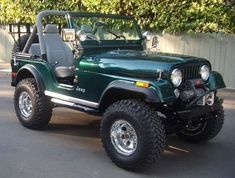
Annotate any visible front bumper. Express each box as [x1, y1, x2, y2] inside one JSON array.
[[176, 98, 223, 120], [175, 71, 226, 109]]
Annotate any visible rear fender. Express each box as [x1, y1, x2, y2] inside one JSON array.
[[16, 64, 45, 92]]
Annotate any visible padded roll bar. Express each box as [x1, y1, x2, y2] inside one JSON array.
[[23, 10, 67, 60]]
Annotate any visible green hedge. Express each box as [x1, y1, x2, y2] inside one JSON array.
[[0, 0, 234, 33]]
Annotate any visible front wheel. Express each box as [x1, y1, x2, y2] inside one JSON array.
[[14, 78, 52, 129], [177, 102, 224, 143], [101, 100, 166, 171]]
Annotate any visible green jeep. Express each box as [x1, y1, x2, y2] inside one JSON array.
[[11, 10, 226, 171]]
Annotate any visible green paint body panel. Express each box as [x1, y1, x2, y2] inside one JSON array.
[[15, 60, 76, 95], [14, 58, 98, 101]]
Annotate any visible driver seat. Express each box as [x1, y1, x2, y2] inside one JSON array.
[[43, 24, 75, 78]]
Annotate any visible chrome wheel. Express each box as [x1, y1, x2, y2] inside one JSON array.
[[110, 120, 137, 156], [18, 91, 32, 119]]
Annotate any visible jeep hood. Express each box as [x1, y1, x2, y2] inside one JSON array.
[[88, 50, 209, 79]]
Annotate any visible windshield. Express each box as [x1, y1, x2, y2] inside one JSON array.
[[71, 15, 141, 41]]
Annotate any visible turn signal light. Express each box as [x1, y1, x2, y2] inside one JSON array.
[[135, 81, 149, 88]]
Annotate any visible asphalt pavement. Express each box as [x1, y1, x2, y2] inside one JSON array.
[[0, 71, 234, 178]]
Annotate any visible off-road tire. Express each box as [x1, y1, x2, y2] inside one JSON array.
[[101, 99, 166, 171], [14, 78, 52, 129], [177, 104, 224, 143]]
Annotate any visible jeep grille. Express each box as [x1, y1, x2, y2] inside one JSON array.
[[178, 64, 201, 81]]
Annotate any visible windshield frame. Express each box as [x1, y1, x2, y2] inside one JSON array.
[[67, 12, 142, 42]]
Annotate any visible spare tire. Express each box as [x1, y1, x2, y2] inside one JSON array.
[[12, 34, 39, 52]]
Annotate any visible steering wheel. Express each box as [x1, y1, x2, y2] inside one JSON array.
[[113, 34, 126, 40], [94, 22, 126, 41], [107, 30, 126, 40]]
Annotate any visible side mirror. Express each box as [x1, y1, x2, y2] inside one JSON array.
[[142, 31, 152, 41], [62, 28, 76, 42]]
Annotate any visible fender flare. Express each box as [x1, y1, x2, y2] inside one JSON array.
[[208, 71, 226, 90], [99, 80, 161, 110], [16, 64, 45, 92]]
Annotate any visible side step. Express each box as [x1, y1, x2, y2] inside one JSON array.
[[51, 98, 101, 115]]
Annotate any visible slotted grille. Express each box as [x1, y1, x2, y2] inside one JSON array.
[[178, 64, 201, 81]]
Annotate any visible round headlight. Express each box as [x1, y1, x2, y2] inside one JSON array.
[[200, 65, 210, 81], [171, 68, 182, 87], [76, 30, 87, 41]]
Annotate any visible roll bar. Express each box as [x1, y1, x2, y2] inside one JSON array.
[[23, 10, 67, 60]]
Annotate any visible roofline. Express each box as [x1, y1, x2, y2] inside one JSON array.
[[67, 11, 134, 19]]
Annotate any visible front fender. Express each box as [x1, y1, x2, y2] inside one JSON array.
[[99, 79, 177, 111], [100, 80, 161, 104], [208, 71, 226, 90]]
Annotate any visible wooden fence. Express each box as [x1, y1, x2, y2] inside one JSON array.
[[0, 25, 234, 88], [0, 25, 14, 63]]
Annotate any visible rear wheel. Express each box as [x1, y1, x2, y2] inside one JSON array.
[[101, 100, 166, 171], [177, 103, 224, 143], [14, 78, 52, 129]]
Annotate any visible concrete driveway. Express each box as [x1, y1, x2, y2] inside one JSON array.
[[0, 72, 234, 178]]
